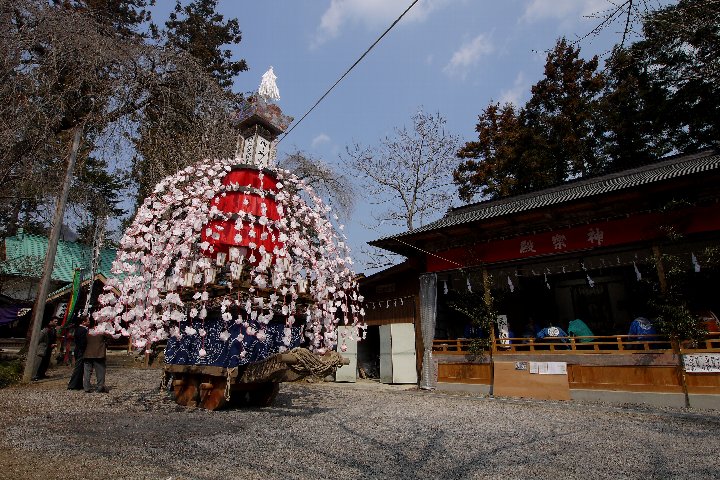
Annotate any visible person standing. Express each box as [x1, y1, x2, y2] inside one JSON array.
[[67, 316, 89, 390], [83, 323, 108, 393], [33, 317, 58, 380]]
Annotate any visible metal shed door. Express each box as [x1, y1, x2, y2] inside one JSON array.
[[335, 326, 357, 382], [380, 323, 417, 384]]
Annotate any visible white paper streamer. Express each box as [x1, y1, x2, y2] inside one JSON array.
[[258, 66, 280, 100], [692, 252, 701, 272]]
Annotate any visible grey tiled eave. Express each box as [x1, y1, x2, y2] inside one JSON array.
[[373, 151, 720, 244]]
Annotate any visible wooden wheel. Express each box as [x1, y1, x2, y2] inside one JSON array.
[[173, 374, 201, 407], [170, 374, 184, 401], [199, 377, 228, 411]]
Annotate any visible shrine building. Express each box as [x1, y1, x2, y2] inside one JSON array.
[[366, 150, 720, 409]]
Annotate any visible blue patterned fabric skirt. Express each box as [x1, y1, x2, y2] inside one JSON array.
[[165, 312, 303, 368]]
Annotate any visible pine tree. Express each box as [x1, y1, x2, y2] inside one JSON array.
[[131, 0, 248, 203], [523, 38, 605, 181], [626, 0, 719, 152], [165, 0, 247, 89], [454, 39, 605, 202], [596, 47, 672, 171], [454, 1, 720, 205], [455, 103, 535, 201]]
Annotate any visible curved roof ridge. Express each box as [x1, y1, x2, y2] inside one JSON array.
[[374, 150, 720, 243]]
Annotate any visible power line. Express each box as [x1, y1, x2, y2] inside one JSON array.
[[277, 0, 420, 144]]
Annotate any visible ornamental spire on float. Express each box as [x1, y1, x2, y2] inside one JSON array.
[[258, 66, 280, 101], [234, 67, 292, 168]]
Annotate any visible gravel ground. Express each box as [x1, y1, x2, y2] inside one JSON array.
[[0, 354, 718, 480]]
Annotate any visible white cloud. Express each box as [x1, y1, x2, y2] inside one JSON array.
[[443, 34, 494, 79], [312, 0, 451, 48], [311, 133, 331, 148], [522, 0, 607, 23], [498, 72, 529, 106]]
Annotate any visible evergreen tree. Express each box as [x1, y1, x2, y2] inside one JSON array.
[[523, 38, 605, 181], [131, 0, 247, 203], [70, 149, 127, 244], [455, 39, 604, 202], [165, 0, 247, 89], [455, 103, 534, 201], [626, 0, 719, 152], [596, 47, 672, 171], [455, 1, 719, 204]]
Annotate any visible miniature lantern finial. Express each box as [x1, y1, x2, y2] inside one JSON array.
[[258, 66, 280, 101]]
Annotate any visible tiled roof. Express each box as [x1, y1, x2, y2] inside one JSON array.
[[1, 231, 116, 283], [375, 150, 720, 243]]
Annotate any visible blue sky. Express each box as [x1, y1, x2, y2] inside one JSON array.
[[154, 0, 663, 274]]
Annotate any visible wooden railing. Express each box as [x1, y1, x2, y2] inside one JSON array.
[[0, 338, 25, 350], [432, 333, 720, 355], [677, 333, 720, 352], [432, 338, 477, 353]]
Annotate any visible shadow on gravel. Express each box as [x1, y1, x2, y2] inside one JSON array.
[[314, 422, 590, 479], [259, 389, 333, 417]]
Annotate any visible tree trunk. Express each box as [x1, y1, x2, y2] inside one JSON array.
[[22, 127, 82, 383]]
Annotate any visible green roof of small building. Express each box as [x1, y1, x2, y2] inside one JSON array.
[[1, 230, 117, 283]]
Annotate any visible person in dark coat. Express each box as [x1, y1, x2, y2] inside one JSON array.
[[67, 315, 90, 390], [83, 322, 108, 393], [33, 317, 58, 380]]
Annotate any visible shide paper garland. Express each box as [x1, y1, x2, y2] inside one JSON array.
[[94, 158, 366, 357]]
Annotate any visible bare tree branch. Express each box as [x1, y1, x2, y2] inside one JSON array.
[[277, 150, 355, 221], [0, 0, 246, 240], [343, 108, 461, 232]]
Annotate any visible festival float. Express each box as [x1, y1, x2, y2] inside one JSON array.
[[94, 68, 366, 409]]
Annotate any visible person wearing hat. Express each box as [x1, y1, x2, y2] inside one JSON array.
[[33, 317, 58, 380]]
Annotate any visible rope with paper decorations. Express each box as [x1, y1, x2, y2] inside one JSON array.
[[94, 157, 366, 355]]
